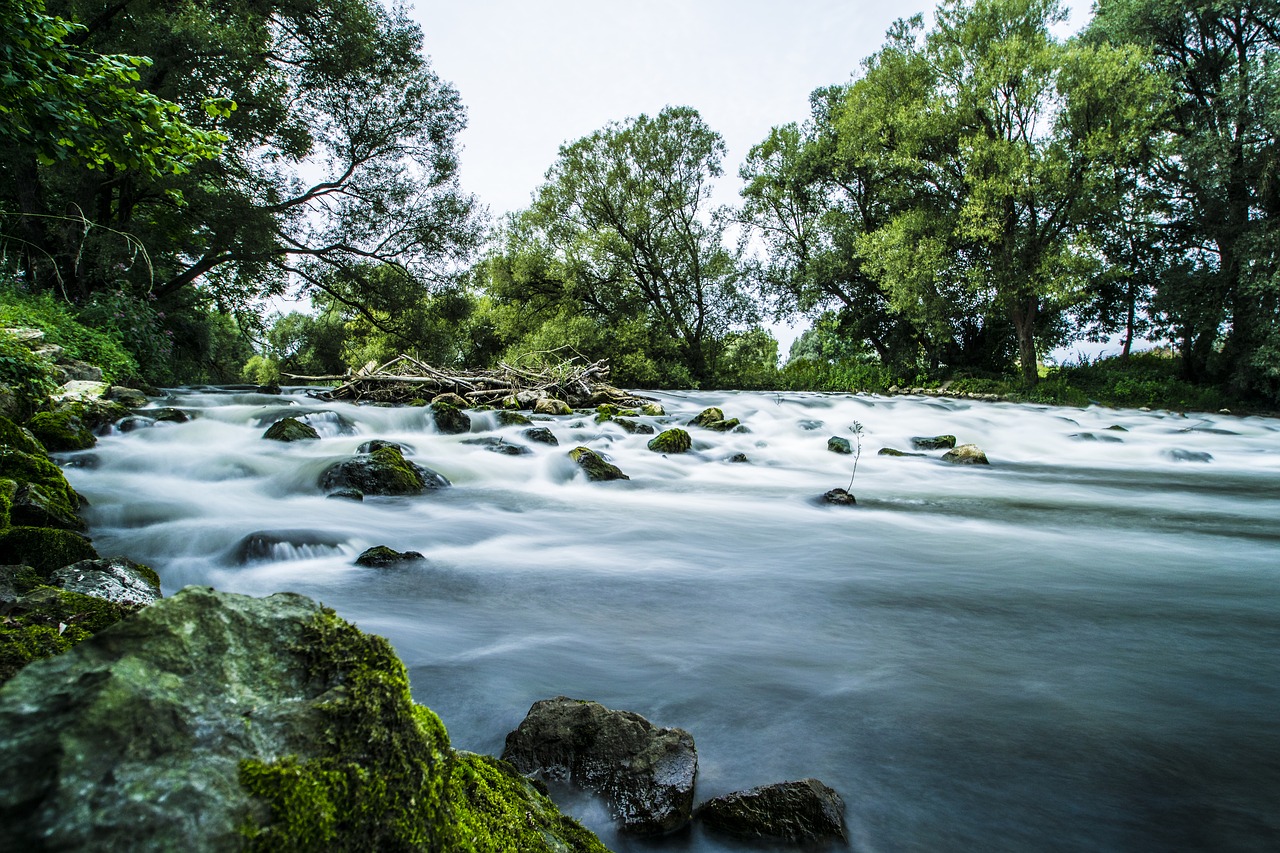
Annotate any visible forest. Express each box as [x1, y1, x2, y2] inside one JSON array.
[[3, 0, 1278, 410]]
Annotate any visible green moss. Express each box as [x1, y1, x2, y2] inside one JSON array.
[[430, 401, 471, 435], [567, 447, 629, 482], [0, 478, 14, 528], [0, 586, 133, 684], [263, 417, 320, 442], [0, 526, 97, 573], [26, 409, 96, 451], [0, 446, 82, 522], [595, 404, 639, 423], [688, 407, 724, 428], [448, 752, 609, 853], [496, 411, 533, 427], [647, 428, 692, 454], [238, 608, 455, 851], [639, 402, 665, 416], [0, 414, 46, 456]]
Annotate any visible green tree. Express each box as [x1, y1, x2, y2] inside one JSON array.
[[1089, 0, 1280, 399], [506, 106, 755, 385], [2, 0, 479, 322]]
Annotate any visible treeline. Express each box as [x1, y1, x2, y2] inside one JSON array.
[[3, 0, 1278, 404]]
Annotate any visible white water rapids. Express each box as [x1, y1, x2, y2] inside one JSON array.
[[62, 388, 1280, 851]]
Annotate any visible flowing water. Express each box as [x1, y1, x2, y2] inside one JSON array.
[[63, 388, 1280, 852]]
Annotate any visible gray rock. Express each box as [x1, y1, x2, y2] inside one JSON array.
[[50, 557, 162, 607], [1165, 448, 1213, 463], [942, 443, 990, 465], [912, 434, 957, 450], [696, 778, 848, 844], [231, 530, 347, 564], [502, 696, 697, 835], [430, 401, 471, 434], [105, 386, 149, 407], [820, 488, 856, 506], [354, 546, 426, 568], [462, 436, 533, 456], [534, 397, 573, 416], [827, 436, 852, 454], [612, 417, 655, 435], [523, 427, 559, 446], [262, 416, 319, 442], [878, 447, 925, 457], [319, 445, 449, 496]]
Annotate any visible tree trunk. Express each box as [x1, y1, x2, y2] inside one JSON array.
[[1010, 297, 1039, 386]]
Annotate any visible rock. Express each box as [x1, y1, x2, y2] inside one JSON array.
[[320, 445, 449, 496], [326, 488, 364, 501], [231, 530, 347, 564], [0, 527, 98, 575], [357, 439, 413, 454], [430, 400, 471, 434], [827, 436, 852, 454], [431, 392, 469, 408], [1070, 432, 1123, 443], [50, 557, 162, 607], [942, 443, 990, 465], [797, 419, 825, 431], [912, 434, 957, 450], [3, 326, 43, 344], [116, 415, 154, 432], [25, 410, 95, 452], [502, 696, 697, 835], [0, 445, 82, 520], [51, 380, 109, 404], [0, 585, 133, 686], [105, 385, 149, 407], [696, 778, 848, 845], [534, 397, 573, 416], [688, 407, 725, 428], [568, 447, 629, 482], [523, 427, 559, 446], [612, 417, 655, 435], [9, 481, 85, 530], [639, 402, 665, 416], [821, 488, 857, 506], [0, 416, 45, 456], [647, 428, 692, 454], [262, 416, 320, 442], [148, 407, 190, 424], [1165, 448, 1213, 463], [355, 546, 426, 568], [462, 437, 532, 456], [255, 382, 281, 395], [727, 452, 749, 463], [497, 411, 533, 427], [1106, 425, 1128, 432], [53, 359, 103, 383], [878, 447, 924, 457]]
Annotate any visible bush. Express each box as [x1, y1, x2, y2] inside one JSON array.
[[0, 287, 138, 382]]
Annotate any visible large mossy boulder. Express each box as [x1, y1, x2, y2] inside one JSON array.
[[262, 416, 320, 442], [0, 446, 82, 521], [534, 397, 572, 416], [647, 428, 691, 454], [688, 407, 739, 432], [0, 587, 606, 852], [25, 410, 95, 451], [0, 415, 46, 456], [319, 444, 449, 497], [941, 443, 990, 465], [695, 778, 848, 845], [429, 401, 471, 434], [502, 696, 698, 835], [0, 527, 97, 573], [567, 447, 629, 482]]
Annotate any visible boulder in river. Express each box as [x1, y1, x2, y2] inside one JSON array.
[[878, 447, 925, 457], [319, 444, 449, 496], [827, 436, 852, 454], [430, 400, 471, 434], [568, 447, 629, 481], [25, 409, 95, 451], [262, 416, 320, 442], [355, 546, 426, 568], [696, 778, 848, 845], [1165, 448, 1213, 463], [432, 392, 469, 408], [647, 428, 691, 454], [820, 488, 857, 506], [639, 402, 665, 416], [497, 410, 533, 427], [462, 436, 533, 456], [912, 434, 957, 450], [942, 443, 990, 465], [612, 417, 655, 435], [535, 397, 573, 416], [688, 406, 740, 432], [50, 556, 161, 607], [502, 696, 698, 835], [523, 426, 559, 446], [0, 587, 608, 851]]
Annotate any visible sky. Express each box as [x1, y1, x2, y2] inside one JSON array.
[[408, 0, 1097, 221]]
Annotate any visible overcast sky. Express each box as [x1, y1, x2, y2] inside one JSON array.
[[409, 0, 1097, 220]]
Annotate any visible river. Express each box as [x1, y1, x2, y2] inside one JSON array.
[[63, 388, 1280, 851]]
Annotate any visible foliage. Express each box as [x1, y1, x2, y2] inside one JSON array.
[[0, 284, 137, 381], [0, 585, 131, 686], [0, 332, 56, 418]]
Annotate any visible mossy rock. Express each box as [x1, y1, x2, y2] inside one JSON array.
[[878, 447, 925, 457], [496, 411, 533, 427], [9, 481, 85, 531], [687, 407, 724, 428], [432, 392, 469, 408], [448, 751, 609, 852], [354, 546, 426, 568], [827, 436, 852, 454], [430, 401, 471, 435], [0, 414, 47, 456], [612, 417, 655, 435], [522, 427, 559, 446], [533, 397, 572, 416], [0, 527, 97, 573], [0, 477, 14, 528], [0, 447, 82, 524], [941, 444, 990, 465], [26, 409, 95, 452], [911, 434, 957, 450], [568, 447, 629, 482], [320, 446, 448, 496], [647, 428, 692, 454], [0, 585, 133, 685], [263, 416, 320, 442], [640, 402, 665, 417]]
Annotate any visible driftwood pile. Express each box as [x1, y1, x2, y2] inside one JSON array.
[[286, 353, 647, 409]]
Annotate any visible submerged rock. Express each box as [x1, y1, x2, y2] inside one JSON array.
[[647, 428, 692, 454], [319, 445, 449, 496], [462, 436, 533, 456], [942, 444, 990, 465], [502, 696, 698, 835], [797, 419, 825, 431], [696, 778, 848, 845], [639, 402, 666, 416], [568, 447, 629, 481], [612, 417, 655, 435], [827, 436, 852, 454], [232, 530, 347, 564], [821, 488, 857, 506], [523, 426, 559, 446], [878, 447, 925, 457], [912, 434, 957, 450], [355, 546, 426, 568], [262, 416, 320, 442], [430, 400, 471, 434], [1165, 448, 1213, 463]]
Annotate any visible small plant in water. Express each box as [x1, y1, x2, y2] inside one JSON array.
[[846, 420, 864, 492]]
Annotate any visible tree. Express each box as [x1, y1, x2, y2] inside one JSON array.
[[506, 106, 755, 385], [2, 0, 479, 319], [1089, 0, 1280, 398]]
